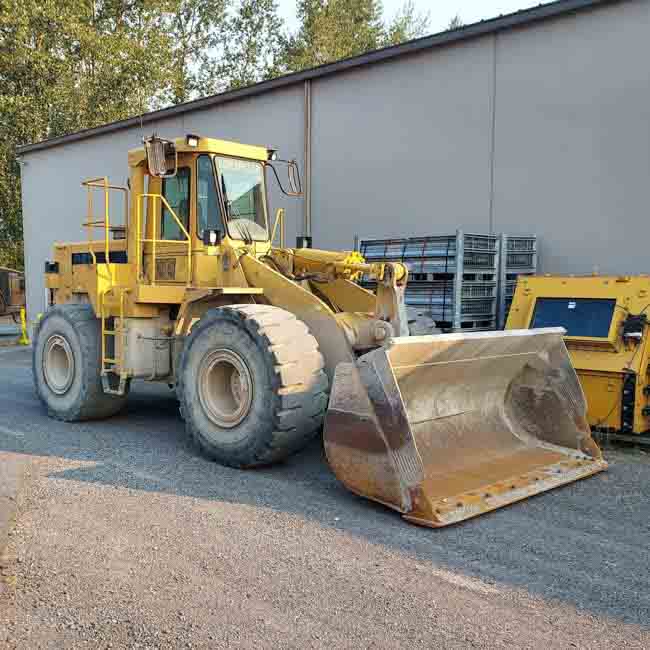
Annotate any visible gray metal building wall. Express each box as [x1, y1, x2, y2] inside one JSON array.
[[492, 0, 650, 272], [19, 0, 650, 319], [310, 36, 496, 246]]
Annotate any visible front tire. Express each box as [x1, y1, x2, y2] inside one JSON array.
[[178, 305, 328, 467], [33, 304, 128, 421]]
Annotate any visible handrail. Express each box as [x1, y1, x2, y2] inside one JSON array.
[[81, 176, 128, 265], [136, 193, 192, 286], [100, 286, 130, 395]]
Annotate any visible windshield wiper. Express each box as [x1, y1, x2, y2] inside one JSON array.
[[240, 221, 254, 245]]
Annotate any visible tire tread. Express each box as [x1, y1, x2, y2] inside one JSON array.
[[33, 304, 127, 421], [178, 304, 328, 467]]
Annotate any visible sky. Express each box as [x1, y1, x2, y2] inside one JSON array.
[[277, 0, 554, 33]]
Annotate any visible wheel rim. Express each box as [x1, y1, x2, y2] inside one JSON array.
[[43, 334, 75, 395], [198, 349, 254, 429]]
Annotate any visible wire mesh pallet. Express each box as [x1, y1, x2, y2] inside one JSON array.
[[497, 234, 538, 329], [358, 230, 500, 332]]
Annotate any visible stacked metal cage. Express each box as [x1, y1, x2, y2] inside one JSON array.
[[497, 234, 538, 329], [358, 230, 500, 332]]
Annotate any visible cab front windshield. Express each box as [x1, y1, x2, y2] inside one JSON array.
[[215, 156, 268, 241]]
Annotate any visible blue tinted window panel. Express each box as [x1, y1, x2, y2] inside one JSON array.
[[531, 298, 615, 338]]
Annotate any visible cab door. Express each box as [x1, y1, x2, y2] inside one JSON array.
[[192, 154, 227, 287], [144, 154, 193, 285]]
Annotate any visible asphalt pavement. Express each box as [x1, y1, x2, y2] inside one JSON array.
[[0, 344, 649, 648]]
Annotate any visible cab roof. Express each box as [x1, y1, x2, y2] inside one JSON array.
[[128, 136, 269, 167]]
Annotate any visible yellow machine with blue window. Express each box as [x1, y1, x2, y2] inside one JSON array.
[[506, 274, 650, 441], [34, 134, 606, 528]]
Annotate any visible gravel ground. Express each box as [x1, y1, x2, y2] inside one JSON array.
[[0, 344, 649, 648]]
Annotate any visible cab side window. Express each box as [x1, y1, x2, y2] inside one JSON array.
[[197, 155, 222, 237], [161, 167, 191, 241]]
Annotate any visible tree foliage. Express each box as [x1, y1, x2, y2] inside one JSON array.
[[201, 0, 287, 94], [385, 0, 430, 45], [286, 0, 383, 69], [448, 14, 464, 30], [284, 0, 429, 70], [158, 0, 226, 105]]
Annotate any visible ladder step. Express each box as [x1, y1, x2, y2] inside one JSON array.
[[101, 287, 128, 384]]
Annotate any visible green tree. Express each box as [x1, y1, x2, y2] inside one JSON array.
[[285, 0, 429, 71], [286, 0, 383, 69], [201, 0, 287, 93], [159, 0, 227, 105], [384, 0, 430, 45], [0, 147, 23, 270]]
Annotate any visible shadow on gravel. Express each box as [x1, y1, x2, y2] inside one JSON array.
[[1, 346, 650, 628]]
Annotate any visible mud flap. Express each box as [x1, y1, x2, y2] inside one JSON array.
[[323, 328, 607, 528]]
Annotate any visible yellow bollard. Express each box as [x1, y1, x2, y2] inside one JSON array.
[[18, 308, 30, 346]]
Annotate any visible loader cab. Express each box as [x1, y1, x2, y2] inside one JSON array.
[[145, 135, 272, 242], [146, 150, 271, 242], [133, 135, 276, 287]]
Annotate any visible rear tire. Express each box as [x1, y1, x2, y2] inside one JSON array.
[[178, 305, 328, 467], [33, 304, 128, 421]]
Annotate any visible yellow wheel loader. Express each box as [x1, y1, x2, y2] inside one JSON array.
[[35, 135, 606, 527]]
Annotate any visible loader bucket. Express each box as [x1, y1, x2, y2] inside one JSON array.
[[323, 328, 607, 528]]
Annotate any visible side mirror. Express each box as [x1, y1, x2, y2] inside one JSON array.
[[265, 158, 303, 197], [287, 160, 302, 196], [144, 135, 177, 178], [202, 229, 222, 246]]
